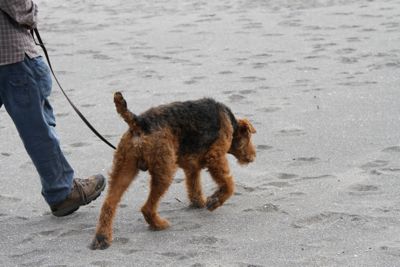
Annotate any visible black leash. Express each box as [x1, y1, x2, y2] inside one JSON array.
[[31, 28, 116, 150]]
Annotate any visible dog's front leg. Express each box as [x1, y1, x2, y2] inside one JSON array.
[[206, 156, 234, 211], [183, 165, 206, 208]]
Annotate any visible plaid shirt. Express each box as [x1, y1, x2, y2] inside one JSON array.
[[0, 0, 40, 66]]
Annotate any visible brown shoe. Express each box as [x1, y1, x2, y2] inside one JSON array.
[[50, 174, 106, 217]]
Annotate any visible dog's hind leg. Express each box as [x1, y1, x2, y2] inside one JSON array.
[[90, 137, 139, 250], [205, 155, 234, 211], [141, 143, 177, 230], [141, 173, 174, 230]]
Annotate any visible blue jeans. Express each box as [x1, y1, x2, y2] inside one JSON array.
[[0, 56, 73, 205]]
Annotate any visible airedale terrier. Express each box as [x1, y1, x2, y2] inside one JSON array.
[[90, 92, 256, 250]]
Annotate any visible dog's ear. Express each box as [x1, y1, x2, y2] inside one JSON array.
[[237, 119, 256, 135]]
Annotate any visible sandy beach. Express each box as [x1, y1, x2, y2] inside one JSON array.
[[1, 0, 400, 266]]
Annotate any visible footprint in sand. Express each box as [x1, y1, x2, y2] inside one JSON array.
[[55, 112, 70, 118], [350, 184, 379, 192], [174, 221, 202, 232], [243, 203, 287, 214], [218, 70, 234, 75], [93, 53, 112, 60], [292, 212, 368, 229], [335, 48, 357, 55], [242, 22, 264, 30], [222, 90, 235, 95], [256, 107, 281, 113], [339, 24, 361, 30], [159, 252, 183, 258], [289, 192, 306, 196], [348, 184, 380, 196], [296, 157, 319, 162], [294, 79, 312, 87], [277, 173, 298, 180], [265, 181, 291, 188], [187, 235, 224, 246], [37, 229, 62, 237], [297, 66, 319, 71], [382, 146, 400, 153], [174, 178, 184, 184], [0, 194, 22, 203], [228, 94, 246, 102], [59, 224, 94, 237], [113, 237, 130, 245], [91, 260, 114, 266], [9, 249, 47, 259], [236, 263, 264, 267], [76, 49, 100, 56], [256, 144, 273, 151], [379, 241, 400, 257], [276, 128, 306, 137], [252, 62, 268, 69], [339, 57, 358, 64], [278, 19, 302, 27], [69, 142, 92, 148], [80, 103, 96, 108], [235, 183, 269, 195], [195, 13, 222, 23], [184, 76, 206, 85], [101, 133, 119, 140], [381, 21, 400, 31], [360, 160, 388, 171], [160, 251, 198, 260], [346, 36, 362, 43], [238, 89, 256, 95], [18, 229, 59, 244], [359, 27, 377, 32], [139, 69, 163, 80], [270, 59, 296, 64], [300, 174, 335, 181], [304, 55, 328, 60], [305, 36, 325, 42], [119, 203, 128, 209], [174, 23, 198, 29], [381, 167, 400, 173], [120, 249, 141, 255], [241, 76, 266, 83], [289, 157, 320, 166]]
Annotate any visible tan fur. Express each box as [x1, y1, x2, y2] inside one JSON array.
[[90, 94, 256, 250]]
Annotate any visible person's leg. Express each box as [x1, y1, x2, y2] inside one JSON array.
[[0, 57, 73, 205]]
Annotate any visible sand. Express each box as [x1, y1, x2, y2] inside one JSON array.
[[1, 0, 400, 266]]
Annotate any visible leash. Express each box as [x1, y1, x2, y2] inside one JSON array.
[[31, 28, 116, 150]]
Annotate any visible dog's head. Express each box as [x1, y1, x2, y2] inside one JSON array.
[[229, 118, 256, 165]]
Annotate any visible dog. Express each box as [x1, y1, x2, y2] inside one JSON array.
[[90, 92, 256, 249]]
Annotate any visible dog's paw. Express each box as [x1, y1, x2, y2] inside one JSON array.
[[149, 218, 170, 231], [189, 198, 206, 209], [89, 234, 111, 250], [206, 196, 221, 211]]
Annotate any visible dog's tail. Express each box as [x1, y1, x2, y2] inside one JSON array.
[[114, 92, 139, 131]]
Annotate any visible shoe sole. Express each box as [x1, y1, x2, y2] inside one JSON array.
[[52, 178, 106, 217]]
